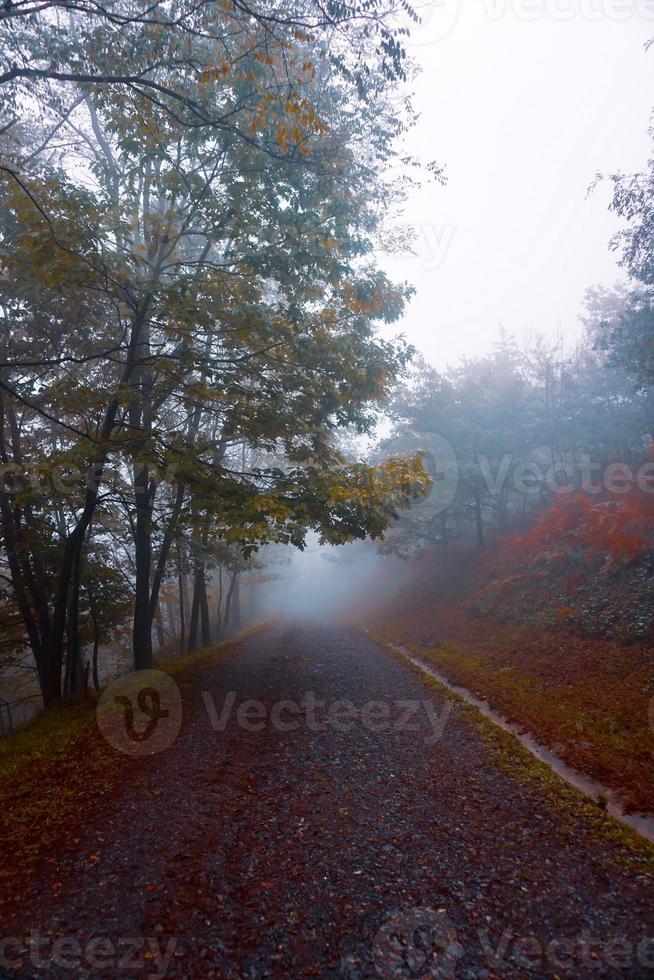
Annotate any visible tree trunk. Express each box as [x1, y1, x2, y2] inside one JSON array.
[[90, 600, 100, 691], [49, 300, 153, 699], [188, 570, 202, 652], [200, 575, 211, 646], [224, 571, 239, 630], [215, 566, 223, 635], [64, 545, 83, 695], [2, 299, 152, 702], [147, 483, 185, 629], [0, 392, 50, 699], [48, 529, 86, 703], [132, 462, 153, 670], [474, 490, 485, 551], [177, 549, 186, 655], [154, 601, 165, 648], [231, 574, 241, 629], [165, 597, 177, 638]]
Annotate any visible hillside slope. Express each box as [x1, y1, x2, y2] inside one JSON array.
[[365, 503, 654, 814]]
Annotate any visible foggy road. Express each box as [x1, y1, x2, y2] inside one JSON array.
[[4, 622, 654, 979]]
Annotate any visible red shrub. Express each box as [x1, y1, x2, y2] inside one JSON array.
[[490, 491, 654, 572]]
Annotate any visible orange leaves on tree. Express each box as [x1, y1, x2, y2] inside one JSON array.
[[491, 490, 654, 572], [198, 62, 231, 83]]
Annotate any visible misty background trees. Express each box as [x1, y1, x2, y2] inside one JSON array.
[[381, 320, 654, 559], [379, 134, 654, 565]]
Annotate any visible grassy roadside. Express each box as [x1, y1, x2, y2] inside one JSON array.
[[0, 623, 271, 904], [370, 604, 654, 815], [381, 639, 654, 870]]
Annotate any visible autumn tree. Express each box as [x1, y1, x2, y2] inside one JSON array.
[[0, 1, 428, 703]]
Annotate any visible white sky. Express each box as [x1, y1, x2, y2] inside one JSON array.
[[383, 1, 654, 369]]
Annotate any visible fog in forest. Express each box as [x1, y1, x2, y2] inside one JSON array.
[[255, 537, 412, 623]]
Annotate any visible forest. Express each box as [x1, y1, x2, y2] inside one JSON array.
[[2, 3, 654, 979], [0, 0, 428, 712]]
